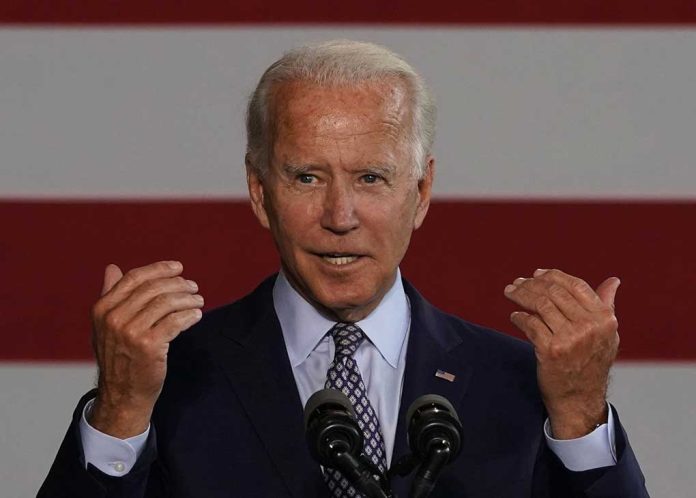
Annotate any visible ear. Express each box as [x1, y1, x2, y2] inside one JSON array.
[[246, 154, 271, 230], [413, 156, 435, 230]]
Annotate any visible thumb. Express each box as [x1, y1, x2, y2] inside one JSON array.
[[101, 264, 123, 296], [596, 277, 621, 309]]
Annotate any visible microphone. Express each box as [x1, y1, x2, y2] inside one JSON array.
[[406, 394, 463, 498], [304, 389, 390, 498]]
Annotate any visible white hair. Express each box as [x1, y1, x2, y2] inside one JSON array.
[[245, 39, 436, 179]]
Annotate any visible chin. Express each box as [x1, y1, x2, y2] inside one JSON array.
[[313, 280, 382, 318]]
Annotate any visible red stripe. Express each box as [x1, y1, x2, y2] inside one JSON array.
[[1, 200, 694, 361], [1, 0, 696, 25]]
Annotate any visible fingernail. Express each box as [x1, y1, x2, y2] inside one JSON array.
[[534, 268, 549, 277], [187, 280, 198, 291], [504, 284, 517, 294], [168, 261, 181, 269], [194, 294, 204, 304]]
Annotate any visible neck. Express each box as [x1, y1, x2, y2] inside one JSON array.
[[280, 268, 397, 323]]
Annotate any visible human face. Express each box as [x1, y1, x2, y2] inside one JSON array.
[[247, 79, 434, 322]]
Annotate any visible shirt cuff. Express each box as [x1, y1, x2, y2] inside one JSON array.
[[79, 398, 150, 477], [544, 403, 617, 472]]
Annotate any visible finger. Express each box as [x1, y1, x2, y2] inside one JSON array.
[[596, 277, 621, 309], [116, 276, 199, 319], [504, 282, 567, 332], [510, 311, 552, 350], [101, 264, 123, 296], [103, 261, 183, 305], [533, 269, 603, 311], [151, 308, 203, 342], [126, 292, 205, 334], [514, 276, 585, 322]]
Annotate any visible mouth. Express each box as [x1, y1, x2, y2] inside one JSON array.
[[316, 253, 364, 266]]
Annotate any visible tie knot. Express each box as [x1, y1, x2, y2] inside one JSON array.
[[330, 323, 365, 358]]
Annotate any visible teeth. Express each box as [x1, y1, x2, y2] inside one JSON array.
[[322, 255, 359, 265]]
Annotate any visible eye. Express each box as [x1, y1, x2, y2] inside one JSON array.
[[298, 174, 315, 184], [362, 174, 380, 184]]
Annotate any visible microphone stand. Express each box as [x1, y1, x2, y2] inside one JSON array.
[[327, 441, 395, 498], [388, 438, 454, 498], [408, 439, 451, 498]]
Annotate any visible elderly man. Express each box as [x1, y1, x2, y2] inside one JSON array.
[[39, 40, 648, 497]]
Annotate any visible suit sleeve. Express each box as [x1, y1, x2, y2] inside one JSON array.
[[533, 405, 649, 497], [37, 390, 168, 498]]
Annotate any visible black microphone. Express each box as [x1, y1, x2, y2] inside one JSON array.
[[406, 394, 463, 498], [304, 389, 390, 498]]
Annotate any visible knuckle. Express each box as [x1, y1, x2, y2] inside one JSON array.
[[571, 279, 591, 294], [121, 271, 139, 288], [104, 310, 122, 331], [160, 312, 181, 328], [151, 293, 170, 308], [140, 279, 158, 294], [606, 314, 619, 330], [536, 297, 555, 314], [156, 260, 180, 274], [511, 312, 526, 326], [183, 309, 201, 326], [137, 334, 154, 350], [547, 269, 562, 279], [124, 327, 151, 350], [121, 324, 139, 341], [548, 342, 567, 359], [160, 312, 187, 333], [91, 301, 105, 319], [548, 284, 566, 299], [175, 312, 191, 326]]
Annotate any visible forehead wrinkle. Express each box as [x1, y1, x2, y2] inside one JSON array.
[[270, 79, 413, 172], [275, 79, 410, 131]]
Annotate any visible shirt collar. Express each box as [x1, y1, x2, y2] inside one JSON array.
[[273, 269, 409, 369]]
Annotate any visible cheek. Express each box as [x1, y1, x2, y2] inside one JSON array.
[[363, 195, 417, 253], [270, 195, 321, 247]]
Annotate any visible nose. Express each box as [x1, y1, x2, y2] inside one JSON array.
[[320, 181, 359, 234]]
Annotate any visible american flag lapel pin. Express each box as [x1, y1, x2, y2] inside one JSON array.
[[435, 369, 456, 382]]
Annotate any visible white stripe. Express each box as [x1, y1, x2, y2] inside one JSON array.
[[2, 28, 695, 198], [607, 362, 696, 497], [0, 363, 97, 496]]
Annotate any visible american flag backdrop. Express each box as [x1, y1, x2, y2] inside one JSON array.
[[1, 2, 695, 496]]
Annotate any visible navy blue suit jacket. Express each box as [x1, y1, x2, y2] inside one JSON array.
[[39, 276, 648, 497]]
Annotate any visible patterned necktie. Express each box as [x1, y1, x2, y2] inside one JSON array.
[[323, 322, 388, 497]]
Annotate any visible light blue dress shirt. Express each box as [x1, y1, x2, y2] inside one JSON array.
[[80, 269, 616, 476], [273, 269, 410, 466]]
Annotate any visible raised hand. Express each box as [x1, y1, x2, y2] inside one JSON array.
[[504, 268, 621, 439], [89, 261, 204, 438]]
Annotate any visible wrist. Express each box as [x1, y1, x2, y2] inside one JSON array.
[[89, 392, 153, 439], [547, 400, 608, 440]]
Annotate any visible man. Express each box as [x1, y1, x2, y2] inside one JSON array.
[[39, 40, 648, 497]]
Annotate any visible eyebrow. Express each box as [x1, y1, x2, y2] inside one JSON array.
[[282, 163, 319, 175], [282, 163, 315, 177], [362, 164, 396, 176], [281, 162, 398, 176]]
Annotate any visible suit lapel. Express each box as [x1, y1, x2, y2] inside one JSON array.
[[391, 281, 476, 496], [211, 278, 325, 498]]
